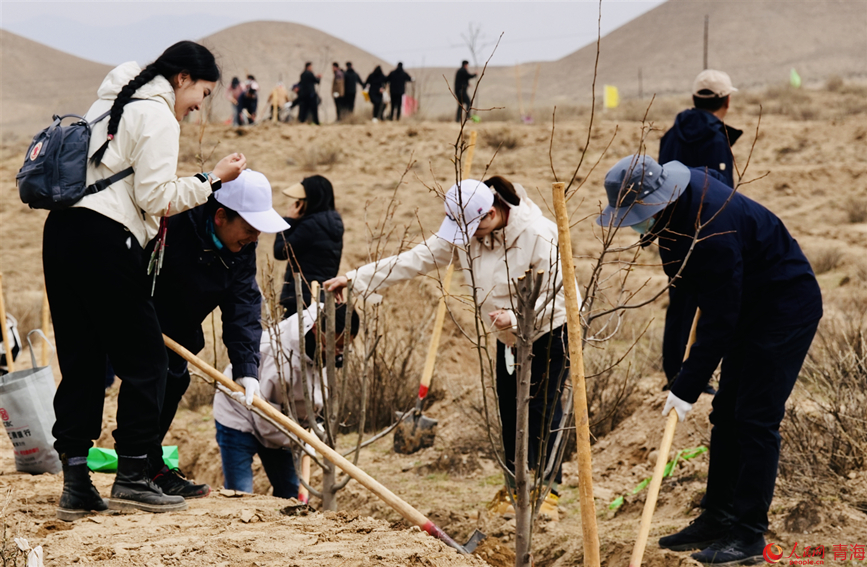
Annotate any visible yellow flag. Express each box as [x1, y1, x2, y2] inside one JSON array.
[[604, 85, 620, 109]]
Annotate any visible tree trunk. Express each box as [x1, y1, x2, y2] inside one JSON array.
[[513, 270, 544, 567]]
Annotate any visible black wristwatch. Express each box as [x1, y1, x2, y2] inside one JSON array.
[[196, 172, 222, 191]]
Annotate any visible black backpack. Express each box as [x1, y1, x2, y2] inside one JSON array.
[[16, 109, 134, 210]]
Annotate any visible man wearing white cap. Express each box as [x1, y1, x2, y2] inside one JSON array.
[[325, 176, 572, 520], [144, 169, 289, 499]]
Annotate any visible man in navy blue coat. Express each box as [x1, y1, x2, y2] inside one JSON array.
[[598, 155, 822, 566], [659, 70, 744, 389], [147, 170, 289, 499]]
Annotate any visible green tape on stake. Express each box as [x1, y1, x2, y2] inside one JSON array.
[[609, 446, 708, 509], [87, 446, 180, 472]]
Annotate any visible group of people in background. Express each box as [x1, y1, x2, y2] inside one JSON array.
[[225, 60, 423, 125]]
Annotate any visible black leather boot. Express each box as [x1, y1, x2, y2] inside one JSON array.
[[56, 456, 109, 522], [108, 456, 187, 513]]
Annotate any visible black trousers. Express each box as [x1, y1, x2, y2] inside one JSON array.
[[44, 208, 168, 458], [298, 98, 319, 125], [389, 91, 403, 120], [370, 95, 384, 120], [496, 326, 568, 485], [147, 350, 191, 472], [343, 94, 356, 114], [702, 318, 819, 540], [456, 89, 471, 122]]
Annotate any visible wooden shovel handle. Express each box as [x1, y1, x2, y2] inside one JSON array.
[[418, 263, 454, 398], [0, 273, 14, 373], [629, 309, 701, 567], [163, 334, 465, 552]]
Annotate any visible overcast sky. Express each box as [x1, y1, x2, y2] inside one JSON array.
[[1, 1, 666, 68]]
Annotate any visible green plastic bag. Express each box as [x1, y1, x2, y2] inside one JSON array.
[[87, 446, 179, 472]]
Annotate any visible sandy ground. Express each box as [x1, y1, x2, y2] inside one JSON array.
[[0, 83, 866, 565]]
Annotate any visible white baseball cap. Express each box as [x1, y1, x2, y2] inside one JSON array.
[[214, 170, 290, 233], [436, 180, 494, 244]]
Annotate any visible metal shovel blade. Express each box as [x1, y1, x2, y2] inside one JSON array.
[[461, 529, 487, 553], [393, 410, 438, 454]]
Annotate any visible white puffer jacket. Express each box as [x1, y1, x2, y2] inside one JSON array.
[[347, 184, 572, 344], [75, 62, 212, 247]]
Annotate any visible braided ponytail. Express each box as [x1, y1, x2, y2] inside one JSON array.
[[89, 40, 220, 167]]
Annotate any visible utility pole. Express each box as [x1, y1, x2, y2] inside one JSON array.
[[703, 15, 709, 69]]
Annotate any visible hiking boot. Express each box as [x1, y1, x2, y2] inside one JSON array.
[[152, 465, 210, 499], [691, 534, 766, 566], [56, 457, 109, 522], [108, 456, 187, 513], [658, 512, 730, 551]]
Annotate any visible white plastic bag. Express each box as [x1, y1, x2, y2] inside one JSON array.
[[0, 330, 61, 474]]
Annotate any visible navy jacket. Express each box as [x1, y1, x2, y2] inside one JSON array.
[[149, 206, 262, 379], [299, 70, 320, 100], [386, 67, 412, 94], [274, 209, 344, 312], [657, 170, 822, 403], [344, 69, 363, 96], [659, 108, 742, 188]]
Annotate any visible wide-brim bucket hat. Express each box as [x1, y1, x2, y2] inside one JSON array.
[[596, 155, 690, 228]]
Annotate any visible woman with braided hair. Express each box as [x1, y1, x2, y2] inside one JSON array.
[[43, 41, 247, 521]]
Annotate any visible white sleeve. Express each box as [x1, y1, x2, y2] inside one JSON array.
[[124, 107, 212, 217], [346, 236, 453, 297]]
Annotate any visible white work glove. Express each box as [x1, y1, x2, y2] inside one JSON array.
[[662, 391, 693, 422], [231, 377, 259, 407]]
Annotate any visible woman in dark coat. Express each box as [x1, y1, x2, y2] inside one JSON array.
[[274, 175, 344, 317], [364, 66, 386, 121]]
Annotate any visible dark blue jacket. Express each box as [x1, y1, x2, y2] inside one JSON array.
[[149, 206, 262, 379], [657, 169, 822, 403], [659, 108, 742, 188], [274, 209, 344, 313]]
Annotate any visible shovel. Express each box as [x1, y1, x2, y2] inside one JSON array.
[[163, 334, 486, 554], [393, 261, 453, 454]]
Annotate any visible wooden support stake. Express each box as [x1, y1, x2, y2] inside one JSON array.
[[0, 273, 15, 373], [629, 309, 701, 567], [551, 183, 600, 567]]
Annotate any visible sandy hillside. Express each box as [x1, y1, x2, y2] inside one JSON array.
[[4, 0, 867, 133], [1, 74, 866, 565], [0, 30, 111, 137]]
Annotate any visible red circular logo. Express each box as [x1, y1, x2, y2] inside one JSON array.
[[29, 141, 43, 161], [0, 408, 8, 422], [763, 543, 783, 563]]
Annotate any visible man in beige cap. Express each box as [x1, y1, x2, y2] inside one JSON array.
[[659, 69, 742, 188], [658, 69, 744, 397]]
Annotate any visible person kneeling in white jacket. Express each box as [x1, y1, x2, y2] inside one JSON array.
[[214, 302, 359, 498]]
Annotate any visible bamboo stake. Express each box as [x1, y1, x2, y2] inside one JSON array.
[[629, 309, 701, 567], [163, 334, 470, 553], [551, 183, 600, 567], [41, 288, 51, 367], [0, 274, 15, 373], [515, 63, 525, 119]]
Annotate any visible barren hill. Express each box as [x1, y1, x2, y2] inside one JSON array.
[[0, 30, 111, 138], [411, 0, 867, 117], [199, 20, 391, 123]]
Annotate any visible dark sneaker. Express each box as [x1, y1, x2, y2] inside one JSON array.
[[57, 460, 109, 522], [691, 535, 766, 566], [703, 384, 718, 395], [658, 512, 730, 551], [153, 466, 210, 499], [108, 456, 187, 513]]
